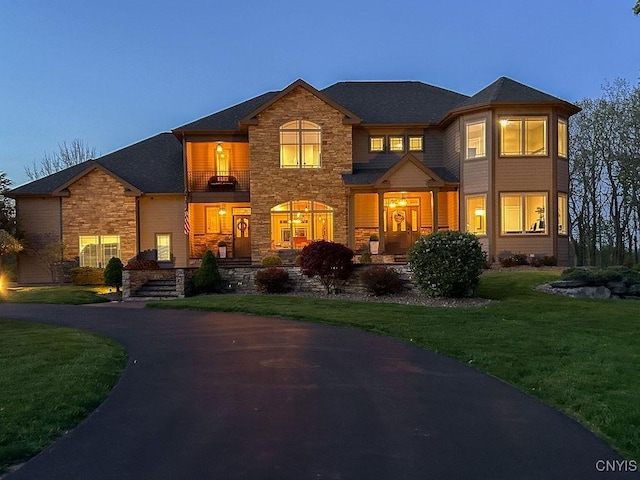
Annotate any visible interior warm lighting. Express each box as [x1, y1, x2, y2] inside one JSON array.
[[216, 142, 223, 153], [389, 200, 397, 209], [500, 119, 510, 127], [475, 209, 485, 216], [398, 193, 407, 207], [218, 207, 227, 216]]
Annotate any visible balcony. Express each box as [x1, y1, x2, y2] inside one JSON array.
[[188, 170, 250, 192]]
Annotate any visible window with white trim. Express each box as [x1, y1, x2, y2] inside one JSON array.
[[500, 117, 547, 156], [500, 193, 547, 234], [369, 136, 385, 152], [156, 234, 171, 262], [558, 119, 568, 158], [79, 235, 121, 268], [408, 135, 423, 152], [558, 193, 568, 235], [280, 120, 321, 168], [465, 120, 486, 159], [466, 195, 486, 235]]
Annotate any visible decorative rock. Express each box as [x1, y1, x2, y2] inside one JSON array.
[[558, 286, 611, 299], [606, 281, 627, 295]]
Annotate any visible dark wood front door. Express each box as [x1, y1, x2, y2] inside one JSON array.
[[233, 215, 251, 258], [385, 206, 420, 254]]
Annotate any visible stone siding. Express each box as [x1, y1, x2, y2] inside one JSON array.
[[62, 169, 137, 265], [248, 86, 353, 262]]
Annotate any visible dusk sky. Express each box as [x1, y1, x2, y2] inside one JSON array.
[[1, 0, 639, 187]]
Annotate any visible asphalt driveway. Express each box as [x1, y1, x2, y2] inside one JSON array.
[[0, 303, 635, 480]]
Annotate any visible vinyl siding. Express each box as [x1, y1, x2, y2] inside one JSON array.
[[139, 195, 188, 267], [354, 193, 378, 227], [443, 120, 461, 179], [16, 197, 62, 284]]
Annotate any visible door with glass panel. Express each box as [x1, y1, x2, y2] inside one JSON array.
[[385, 206, 420, 254], [233, 216, 251, 258]]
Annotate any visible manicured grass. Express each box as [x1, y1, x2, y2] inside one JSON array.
[[0, 320, 126, 473], [149, 270, 640, 462], [0, 286, 111, 305]]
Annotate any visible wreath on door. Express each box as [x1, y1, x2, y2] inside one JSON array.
[[237, 219, 248, 232], [393, 210, 405, 224]]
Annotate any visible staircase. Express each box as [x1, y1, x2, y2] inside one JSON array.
[[394, 254, 409, 264], [133, 279, 180, 299], [217, 258, 252, 267]]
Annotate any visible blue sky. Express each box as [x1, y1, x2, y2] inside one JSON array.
[[1, 0, 639, 187]]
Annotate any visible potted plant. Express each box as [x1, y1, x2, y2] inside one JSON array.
[[217, 240, 228, 259], [369, 234, 380, 255]]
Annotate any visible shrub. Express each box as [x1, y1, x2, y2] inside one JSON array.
[[561, 266, 640, 286], [124, 259, 159, 270], [193, 250, 222, 293], [103, 257, 124, 292], [499, 256, 516, 268], [408, 231, 486, 297], [360, 249, 372, 264], [360, 266, 404, 296], [261, 255, 283, 266], [255, 267, 290, 293], [530, 256, 558, 268], [512, 253, 529, 266], [300, 240, 354, 294], [70, 267, 104, 286]]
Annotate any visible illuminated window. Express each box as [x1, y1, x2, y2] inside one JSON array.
[[501, 193, 547, 234], [408, 136, 423, 152], [389, 136, 404, 152], [465, 121, 486, 159], [558, 193, 568, 235], [558, 119, 568, 158], [500, 117, 547, 156], [205, 206, 222, 233], [369, 136, 385, 152], [280, 120, 321, 168], [466, 195, 486, 235], [156, 234, 171, 262], [79, 235, 121, 267], [270, 201, 333, 249]]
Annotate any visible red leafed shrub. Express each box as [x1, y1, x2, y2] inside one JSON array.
[[255, 267, 290, 293], [124, 259, 160, 270], [360, 266, 404, 296], [299, 240, 354, 294]]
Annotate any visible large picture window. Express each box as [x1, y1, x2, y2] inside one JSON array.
[[501, 193, 547, 235], [466, 195, 486, 235], [79, 235, 121, 268], [280, 120, 321, 168], [465, 120, 486, 159], [500, 117, 547, 156], [270, 200, 333, 249]]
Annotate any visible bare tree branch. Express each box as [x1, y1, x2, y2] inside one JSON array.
[[24, 139, 97, 181]]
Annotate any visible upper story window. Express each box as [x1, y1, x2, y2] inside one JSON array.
[[389, 136, 405, 152], [280, 120, 321, 168], [500, 117, 547, 156], [369, 136, 385, 152], [465, 120, 486, 159], [558, 119, 568, 158], [408, 135, 423, 152]]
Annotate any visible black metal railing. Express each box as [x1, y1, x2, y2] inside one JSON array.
[[188, 170, 250, 192]]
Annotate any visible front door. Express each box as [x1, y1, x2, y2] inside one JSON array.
[[233, 215, 251, 258], [385, 206, 420, 254]]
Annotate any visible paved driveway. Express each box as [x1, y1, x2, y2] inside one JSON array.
[[0, 303, 635, 479]]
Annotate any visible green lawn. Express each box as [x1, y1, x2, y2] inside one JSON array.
[[149, 270, 640, 461], [0, 320, 126, 473], [0, 286, 111, 305]]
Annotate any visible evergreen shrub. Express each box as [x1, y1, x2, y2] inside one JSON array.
[[408, 231, 485, 297], [193, 250, 222, 293]]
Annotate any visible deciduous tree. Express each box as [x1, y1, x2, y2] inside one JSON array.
[[24, 139, 96, 181]]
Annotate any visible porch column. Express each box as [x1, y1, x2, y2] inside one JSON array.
[[377, 190, 386, 253], [432, 189, 439, 233]]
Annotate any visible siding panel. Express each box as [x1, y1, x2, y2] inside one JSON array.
[[139, 195, 188, 267]]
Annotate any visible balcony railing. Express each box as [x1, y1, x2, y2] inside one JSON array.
[[188, 170, 250, 192]]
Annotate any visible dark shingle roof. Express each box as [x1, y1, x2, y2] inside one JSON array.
[[342, 164, 458, 185], [322, 81, 469, 124], [10, 133, 184, 196], [174, 91, 279, 131], [454, 77, 567, 110]]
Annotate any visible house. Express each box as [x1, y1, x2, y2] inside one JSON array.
[[10, 77, 580, 284]]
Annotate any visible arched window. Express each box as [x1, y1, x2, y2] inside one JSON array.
[[270, 200, 333, 249], [280, 120, 321, 168]]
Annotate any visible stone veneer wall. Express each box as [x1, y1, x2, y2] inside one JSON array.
[[248, 86, 353, 262], [62, 169, 137, 264]]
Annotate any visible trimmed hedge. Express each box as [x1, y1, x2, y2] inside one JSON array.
[[408, 231, 485, 297], [70, 267, 104, 286]]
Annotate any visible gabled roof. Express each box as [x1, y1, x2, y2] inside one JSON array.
[[10, 133, 184, 197], [322, 81, 469, 125], [51, 161, 142, 196], [343, 156, 459, 186], [239, 79, 361, 126], [452, 77, 581, 114], [173, 91, 279, 132]]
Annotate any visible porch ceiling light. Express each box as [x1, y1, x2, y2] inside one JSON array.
[[389, 199, 397, 209], [398, 195, 408, 207], [500, 119, 510, 127], [218, 207, 227, 216], [216, 142, 224, 153]]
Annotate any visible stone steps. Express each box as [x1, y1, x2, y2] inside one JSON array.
[[134, 279, 179, 298]]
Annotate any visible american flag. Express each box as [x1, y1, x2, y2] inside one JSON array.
[[184, 204, 190, 235]]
